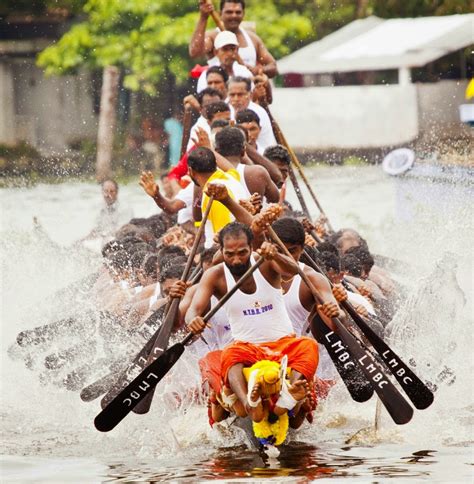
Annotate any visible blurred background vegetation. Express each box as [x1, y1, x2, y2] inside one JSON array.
[[1, 0, 471, 179]]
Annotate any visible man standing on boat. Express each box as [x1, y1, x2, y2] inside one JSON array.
[[189, 0, 278, 78]]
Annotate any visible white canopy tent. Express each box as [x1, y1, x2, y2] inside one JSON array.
[[277, 14, 474, 83]]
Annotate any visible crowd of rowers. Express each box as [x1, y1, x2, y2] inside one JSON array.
[[87, 0, 400, 429]]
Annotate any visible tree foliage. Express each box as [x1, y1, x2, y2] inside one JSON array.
[[36, 0, 473, 95], [37, 0, 312, 94]]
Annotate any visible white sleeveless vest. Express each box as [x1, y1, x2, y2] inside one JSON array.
[[223, 255, 294, 344], [283, 264, 310, 336], [236, 163, 252, 198]]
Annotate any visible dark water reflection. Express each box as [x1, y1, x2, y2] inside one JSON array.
[[101, 445, 439, 482]]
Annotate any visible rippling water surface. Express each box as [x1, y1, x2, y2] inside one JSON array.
[[1, 165, 473, 482]]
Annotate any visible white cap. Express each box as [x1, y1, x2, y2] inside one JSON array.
[[214, 31, 239, 50]]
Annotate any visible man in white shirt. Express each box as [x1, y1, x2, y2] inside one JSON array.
[[186, 87, 224, 152], [197, 31, 253, 93], [82, 179, 133, 245], [235, 108, 263, 154], [227, 76, 277, 152]]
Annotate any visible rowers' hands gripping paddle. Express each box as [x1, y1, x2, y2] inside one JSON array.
[[94, 257, 264, 432], [187, 315, 209, 335], [205, 183, 229, 203], [251, 203, 283, 235], [257, 241, 278, 261]]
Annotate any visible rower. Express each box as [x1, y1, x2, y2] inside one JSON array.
[[81, 179, 133, 244], [263, 145, 291, 182], [271, 218, 343, 334], [197, 31, 253, 93], [227, 77, 277, 150], [186, 147, 252, 247], [186, 221, 336, 423], [235, 109, 262, 154], [189, 0, 278, 78], [186, 87, 224, 152], [201, 66, 228, 97], [214, 127, 279, 203]]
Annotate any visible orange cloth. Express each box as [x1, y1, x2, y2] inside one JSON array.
[[199, 350, 223, 394], [221, 335, 318, 384]]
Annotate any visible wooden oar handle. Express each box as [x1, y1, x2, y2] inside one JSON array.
[[180, 107, 193, 158], [211, 11, 225, 31], [265, 106, 334, 232], [182, 256, 264, 346], [181, 195, 213, 282]]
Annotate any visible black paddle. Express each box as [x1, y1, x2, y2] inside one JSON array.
[[88, 267, 203, 405], [287, 164, 312, 220], [264, 106, 334, 232], [16, 274, 99, 348], [99, 305, 168, 407], [94, 257, 265, 432], [311, 314, 374, 403], [268, 227, 414, 425], [302, 249, 434, 410], [44, 338, 96, 371], [131, 196, 214, 415]]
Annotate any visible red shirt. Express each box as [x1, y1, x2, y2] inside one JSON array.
[[167, 145, 195, 183]]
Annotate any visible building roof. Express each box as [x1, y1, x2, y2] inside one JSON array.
[[277, 14, 474, 74]]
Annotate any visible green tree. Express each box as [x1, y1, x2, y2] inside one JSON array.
[[37, 0, 313, 94]]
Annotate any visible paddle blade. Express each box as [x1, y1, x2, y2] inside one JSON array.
[[94, 342, 185, 432], [343, 303, 434, 410], [312, 317, 374, 403], [334, 319, 414, 425], [80, 371, 120, 402], [132, 301, 180, 415]]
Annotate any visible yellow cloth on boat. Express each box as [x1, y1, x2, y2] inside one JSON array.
[[202, 168, 244, 237]]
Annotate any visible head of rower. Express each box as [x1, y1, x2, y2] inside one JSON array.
[[102, 179, 119, 206], [319, 251, 343, 284], [197, 87, 224, 118], [205, 66, 229, 97], [220, 0, 245, 33], [187, 146, 217, 188], [204, 101, 231, 127], [159, 264, 185, 298], [235, 109, 260, 149], [271, 217, 306, 262], [264, 145, 291, 182], [215, 126, 245, 165], [228, 76, 252, 113], [214, 31, 239, 74], [218, 221, 254, 277]]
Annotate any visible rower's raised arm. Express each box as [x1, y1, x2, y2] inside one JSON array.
[[189, 1, 215, 58]]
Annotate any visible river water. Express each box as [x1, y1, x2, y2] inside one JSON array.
[[1, 165, 473, 482]]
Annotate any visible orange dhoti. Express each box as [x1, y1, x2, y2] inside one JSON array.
[[221, 335, 319, 384], [199, 350, 223, 394]]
